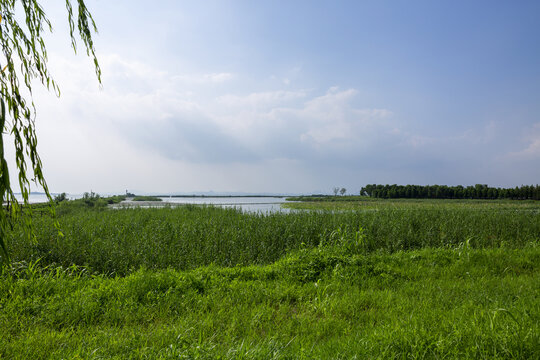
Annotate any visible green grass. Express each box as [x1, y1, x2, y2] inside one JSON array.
[[1, 199, 539, 358], [7, 204, 539, 275], [285, 197, 540, 210], [1, 246, 539, 359]]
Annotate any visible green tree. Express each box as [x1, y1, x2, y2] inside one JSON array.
[[54, 192, 68, 203], [0, 0, 100, 265]]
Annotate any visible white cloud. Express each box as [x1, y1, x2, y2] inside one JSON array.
[[216, 89, 307, 109], [210, 87, 397, 160], [172, 72, 234, 84], [506, 122, 540, 160], [22, 53, 539, 193], [294, 88, 393, 145], [36, 55, 400, 170], [42, 55, 401, 166]]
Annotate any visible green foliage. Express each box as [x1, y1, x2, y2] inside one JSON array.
[[285, 197, 540, 209], [106, 195, 127, 204], [81, 191, 103, 206], [360, 183, 540, 200], [6, 201, 540, 276], [49, 193, 126, 215], [1, 200, 539, 357], [53, 192, 67, 203], [0, 0, 100, 265], [1, 247, 538, 358]]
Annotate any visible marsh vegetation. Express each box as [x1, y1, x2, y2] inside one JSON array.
[[1, 197, 539, 358]]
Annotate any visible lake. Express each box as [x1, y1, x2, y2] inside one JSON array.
[[113, 196, 293, 213], [15, 194, 294, 213], [14, 193, 83, 203]]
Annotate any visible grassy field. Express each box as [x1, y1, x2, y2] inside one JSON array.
[[1, 199, 539, 358], [285, 196, 540, 210]]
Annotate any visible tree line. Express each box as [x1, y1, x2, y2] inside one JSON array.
[[360, 184, 540, 200]]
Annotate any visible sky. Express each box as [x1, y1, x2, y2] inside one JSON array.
[[10, 0, 540, 194]]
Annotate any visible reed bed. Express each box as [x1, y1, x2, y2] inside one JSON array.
[[1, 200, 539, 358], [8, 203, 539, 275]]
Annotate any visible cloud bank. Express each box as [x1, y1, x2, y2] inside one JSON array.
[[24, 54, 540, 193]]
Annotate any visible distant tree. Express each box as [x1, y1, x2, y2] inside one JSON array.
[[361, 184, 374, 197], [54, 193, 68, 203], [333, 187, 339, 196], [355, 184, 539, 200], [340, 188, 346, 196]]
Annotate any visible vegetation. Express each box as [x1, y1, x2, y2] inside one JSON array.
[[132, 195, 163, 202], [0, 199, 538, 357], [360, 184, 540, 200], [284, 197, 540, 210], [0, 0, 100, 265], [5, 202, 538, 275], [2, 246, 538, 359], [53, 193, 68, 203], [332, 187, 347, 196], [30, 193, 126, 217]]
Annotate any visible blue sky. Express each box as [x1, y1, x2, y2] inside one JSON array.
[[17, 1, 540, 194]]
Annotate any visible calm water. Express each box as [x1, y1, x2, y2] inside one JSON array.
[[14, 193, 83, 203], [16, 194, 294, 213], [118, 197, 293, 213]]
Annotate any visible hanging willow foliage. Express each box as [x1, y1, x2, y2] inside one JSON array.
[[0, 0, 100, 265]]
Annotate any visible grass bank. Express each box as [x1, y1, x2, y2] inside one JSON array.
[[1, 199, 539, 358], [2, 246, 539, 359]]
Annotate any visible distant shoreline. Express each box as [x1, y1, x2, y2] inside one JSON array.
[[153, 195, 288, 198]]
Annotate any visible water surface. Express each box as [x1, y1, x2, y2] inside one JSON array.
[[116, 196, 293, 213]]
